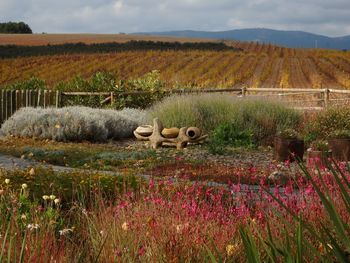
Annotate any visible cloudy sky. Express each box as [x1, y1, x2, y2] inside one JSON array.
[[1, 0, 350, 37]]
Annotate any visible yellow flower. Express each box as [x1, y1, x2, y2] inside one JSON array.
[[226, 244, 238, 257], [42, 195, 49, 200], [4, 179, 10, 184], [49, 195, 56, 200], [121, 222, 129, 231], [54, 198, 60, 204], [21, 183, 28, 189]]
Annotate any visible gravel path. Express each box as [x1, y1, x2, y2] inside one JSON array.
[[0, 153, 131, 177], [0, 149, 302, 199]]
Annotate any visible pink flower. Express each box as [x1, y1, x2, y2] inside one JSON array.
[[256, 211, 264, 221], [175, 156, 183, 161], [284, 159, 291, 168], [231, 184, 241, 193], [284, 183, 294, 195], [305, 184, 315, 195]]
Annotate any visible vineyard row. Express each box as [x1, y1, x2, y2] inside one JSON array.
[[1, 49, 350, 89]]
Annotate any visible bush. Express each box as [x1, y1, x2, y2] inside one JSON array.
[[4, 76, 46, 90], [59, 71, 166, 109], [150, 94, 302, 145], [2, 71, 166, 109], [208, 123, 256, 154], [1, 106, 147, 142], [305, 106, 350, 139], [329, 129, 350, 139], [114, 70, 167, 109], [276, 128, 300, 139]]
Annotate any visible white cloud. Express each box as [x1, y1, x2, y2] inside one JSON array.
[[113, 1, 123, 13]]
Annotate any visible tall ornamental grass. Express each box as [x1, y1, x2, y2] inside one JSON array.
[[1, 107, 147, 142], [239, 161, 350, 262], [150, 94, 302, 144]]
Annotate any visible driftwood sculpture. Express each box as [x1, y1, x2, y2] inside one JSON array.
[[134, 118, 208, 149]]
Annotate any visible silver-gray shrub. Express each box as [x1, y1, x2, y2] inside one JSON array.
[[1, 106, 147, 142]]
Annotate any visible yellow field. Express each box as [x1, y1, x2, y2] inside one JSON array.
[[0, 34, 350, 89], [0, 33, 215, 46]]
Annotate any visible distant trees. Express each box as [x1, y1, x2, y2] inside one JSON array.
[[0, 22, 32, 34]]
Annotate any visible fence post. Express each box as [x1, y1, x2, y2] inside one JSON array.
[[10, 90, 16, 116], [241, 87, 247, 97], [37, 89, 41, 106], [0, 90, 4, 124], [15, 90, 21, 110], [110, 92, 114, 106], [324, 88, 329, 108], [55, 91, 61, 108], [5, 90, 11, 120]]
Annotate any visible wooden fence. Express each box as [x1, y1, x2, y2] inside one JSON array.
[[0, 90, 61, 125], [1, 87, 350, 125]]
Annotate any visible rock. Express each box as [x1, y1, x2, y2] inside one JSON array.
[[135, 125, 153, 137], [268, 171, 288, 183], [29, 167, 35, 176], [161, 127, 180, 138]]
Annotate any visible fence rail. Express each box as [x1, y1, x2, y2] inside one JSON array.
[[1, 87, 350, 125], [0, 90, 61, 125]]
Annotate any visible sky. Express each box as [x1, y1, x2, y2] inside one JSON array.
[[1, 0, 350, 37]]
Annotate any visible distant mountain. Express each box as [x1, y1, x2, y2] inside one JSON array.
[[135, 28, 350, 50]]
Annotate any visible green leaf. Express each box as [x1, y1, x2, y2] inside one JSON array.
[[204, 244, 219, 263], [239, 226, 261, 263]]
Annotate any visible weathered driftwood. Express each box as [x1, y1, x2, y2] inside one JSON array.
[[134, 118, 208, 149]]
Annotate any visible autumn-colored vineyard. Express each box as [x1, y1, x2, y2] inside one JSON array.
[[1, 37, 350, 89]]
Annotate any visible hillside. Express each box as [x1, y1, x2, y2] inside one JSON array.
[[136, 28, 350, 50], [0, 34, 350, 90]]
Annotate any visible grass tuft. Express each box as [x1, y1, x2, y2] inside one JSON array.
[[150, 94, 301, 145]]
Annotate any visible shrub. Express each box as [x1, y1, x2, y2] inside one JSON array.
[[304, 106, 350, 139], [149, 94, 302, 145], [329, 129, 350, 139], [276, 128, 301, 139], [4, 76, 46, 90], [114, 70, 167, 109], [2, 71, 167, 109], [56, 70, 165, 109], [1, 106, 147, 142], [58, 70, 166, 109], [309, 140, 329, 151], [208, 123, 256, 154]]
